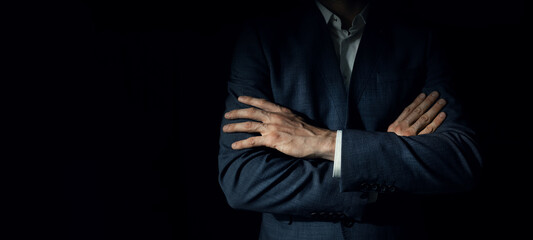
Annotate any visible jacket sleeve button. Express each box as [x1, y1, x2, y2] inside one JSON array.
[[360, 192, 369, 199], [342, 218, 355, 227], [360, 183, 369, 192]]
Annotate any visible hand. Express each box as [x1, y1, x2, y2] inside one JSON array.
[[387, 91, 447, 136], [223, 96, 337, 160]]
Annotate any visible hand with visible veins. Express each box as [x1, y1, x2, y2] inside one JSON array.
[[223, 96, 337, 160], [223, 93, 446, 161]]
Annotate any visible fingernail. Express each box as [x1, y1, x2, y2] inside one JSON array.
[[225, 112, 231, 118], [438, 99, 446, 105], [431, 91, 439, 97], [418, 93, 426, 98], [231, 143, 237, 148], [439, 112, 446, 118], [223, 125, 228, 131]]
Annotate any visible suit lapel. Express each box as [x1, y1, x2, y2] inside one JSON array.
[[346, 6, 388, 128], [303, 2, 389, 129], [306, 3, 348, 129], [350, 12, 387, 105]]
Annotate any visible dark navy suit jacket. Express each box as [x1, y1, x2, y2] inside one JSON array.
[[218, 1, 482, 239]]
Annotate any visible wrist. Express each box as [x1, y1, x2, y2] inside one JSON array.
[[317, 130, 336, 161]]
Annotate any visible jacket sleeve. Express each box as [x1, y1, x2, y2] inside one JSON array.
[[218, 23, 368, 220], [339, 31, 483, 194]]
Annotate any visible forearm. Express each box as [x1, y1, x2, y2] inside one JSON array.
[[219, 117, 367, 220], [218, 87, 374, 220], [339, 81, 482, 194], [339, 127, 482, 194]]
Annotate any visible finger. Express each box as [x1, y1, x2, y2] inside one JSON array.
[[231, 136, 265, 150], [225, 107, 269, 122], [409, 98, 447, 132], [395, 93, 427, 122], [388, 93, 426, 132], [425, 98, 447, 120], [404, 91, 440, 124], [223, 121, 266, 133], [419, 112, 446, 135], [237, 96, 288, 113]]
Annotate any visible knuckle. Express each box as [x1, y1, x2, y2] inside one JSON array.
[[258, 99, 267, 106], [280, 106, 291, 113], [268, 123, 279, 131], [395, 125, 403, 133], [390, 125, 403, 135], [264, 110, 272, 118], [428, 91, 439, 100], [419, 114, 429, 123], [269, 113, 282, 122], [259, 123, 268, 131], [405, 127, 417, 136]]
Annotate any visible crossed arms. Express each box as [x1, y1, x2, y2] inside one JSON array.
[[219, 90, 481, 221], [223, 92, 447, 161], [218, 24, 482, 221]]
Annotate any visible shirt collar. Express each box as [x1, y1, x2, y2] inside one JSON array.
[[315, 0, 368, 26]]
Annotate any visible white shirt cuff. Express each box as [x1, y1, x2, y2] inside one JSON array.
[[332, 130, 342, 178]]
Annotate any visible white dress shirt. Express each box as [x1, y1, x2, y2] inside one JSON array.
[[315, 1, 367, 178]]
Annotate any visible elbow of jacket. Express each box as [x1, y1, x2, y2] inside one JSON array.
[[222, 189, 253, 211], [218, 178, 250, 211], [225, 196, 247, 210]]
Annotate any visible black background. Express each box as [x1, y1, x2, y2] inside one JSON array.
[[6, 0, 530, 239]]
